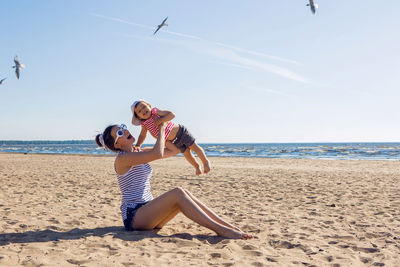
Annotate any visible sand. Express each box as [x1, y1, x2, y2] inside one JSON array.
[[0, 153, 399, 266]]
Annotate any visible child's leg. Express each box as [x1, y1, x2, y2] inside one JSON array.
[[183, 148, 202, 176], [189, 142, 211, 174]]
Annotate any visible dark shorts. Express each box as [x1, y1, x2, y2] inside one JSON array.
[[171, 125, 195, 153], [123, 202, 150, 231]]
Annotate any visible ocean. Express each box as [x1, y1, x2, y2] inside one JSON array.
[[0, 141, 399, 160]]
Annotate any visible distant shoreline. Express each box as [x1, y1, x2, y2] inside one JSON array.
[[1, 152, 399, 162], [1, 142, 399, 161]]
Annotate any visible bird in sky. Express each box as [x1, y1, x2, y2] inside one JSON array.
[[153, 17, 168, 35], [306, 0, 318, 14], [0, 78, 6, 85], [13, 55, 25, 79]]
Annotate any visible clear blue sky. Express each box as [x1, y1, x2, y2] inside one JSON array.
[[1, 0, 399, 142]]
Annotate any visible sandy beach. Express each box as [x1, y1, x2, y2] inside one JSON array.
[[0, 153, 399, 266]]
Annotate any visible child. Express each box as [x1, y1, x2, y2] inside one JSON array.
[[131, 100, 211, 175]]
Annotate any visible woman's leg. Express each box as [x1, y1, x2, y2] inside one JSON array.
[[132, 187, 252, 239], [182, 189, 242, 232], [182, 148, 202, 176], [189, 142, 211, 174], [154, 190, 241, 231], [154, 206, 180, 229]]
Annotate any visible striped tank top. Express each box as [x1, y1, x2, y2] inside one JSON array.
[[116, 157, 154, 220], [141, 107, 175, 140]]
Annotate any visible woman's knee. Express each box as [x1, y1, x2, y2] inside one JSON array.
[[171, 187, 187, 200], [182, 188, 192, 195]]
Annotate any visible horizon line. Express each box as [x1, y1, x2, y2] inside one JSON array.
[[1, 140, 399, 144]]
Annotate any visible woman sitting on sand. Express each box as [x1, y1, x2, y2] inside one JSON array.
[[95, 122, 252, 239]]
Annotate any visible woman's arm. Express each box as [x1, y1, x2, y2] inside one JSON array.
[[140, 146, 179, 158], [154, 109, 175, 126], [135, 126, 148, 147], [115, 123, 167, 174]]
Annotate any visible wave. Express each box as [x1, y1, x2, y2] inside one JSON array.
[[1, 141, 399, 160]]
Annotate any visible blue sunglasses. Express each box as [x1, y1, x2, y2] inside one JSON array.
[[114, 124, 127, 145]]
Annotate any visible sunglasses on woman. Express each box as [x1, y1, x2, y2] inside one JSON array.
[[114, 124, 127, 145]]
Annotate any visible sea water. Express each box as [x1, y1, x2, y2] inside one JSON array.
[[0, 141, 399, 160]]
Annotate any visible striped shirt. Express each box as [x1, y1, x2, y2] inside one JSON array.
[[141, 107, 175, 140], [116, 158, 154, 220]]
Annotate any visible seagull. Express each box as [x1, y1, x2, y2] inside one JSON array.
[[0, 78, 6, 85], [13, 55, 25, 79], [153, 17, 168, 35], [306, 0, 318, 14]]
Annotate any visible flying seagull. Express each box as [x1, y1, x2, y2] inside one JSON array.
[[0, 78, 6, 85], [306, 0, 318, 14], [13, 55, 25, 79], [153, 17, 168, 35]]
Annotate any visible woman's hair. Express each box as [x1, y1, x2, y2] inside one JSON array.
[[134, 100, 152, 122], [95, 125, 120, 152]]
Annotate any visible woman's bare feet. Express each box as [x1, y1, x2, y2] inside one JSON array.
[[217, 228, 254, 239], [232, 225, 243, 232]]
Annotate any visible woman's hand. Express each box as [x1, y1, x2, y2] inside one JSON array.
[[115, 121, 168, 175], [132, 146, 142, 152], [154, 110, 175, 127], [158, 121, 168, 129], [116, 123, 166, 174], [154, 117, 162, 127], [155, 118, 169, 127]]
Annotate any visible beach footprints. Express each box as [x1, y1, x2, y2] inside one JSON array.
[[66, 259, 90, 265], [242, 244, 263, 256], [351, 246, 380, 254], [269, 239, 313, 254], [47, 217, 60, 224], [214, 241, 264, 264]]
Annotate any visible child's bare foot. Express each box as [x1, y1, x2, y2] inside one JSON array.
[[203, 160, 211, 174], [195, 167, 202, 176]]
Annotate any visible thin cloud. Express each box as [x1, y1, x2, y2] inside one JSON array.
[[210, 60, 257, 71], [90, 13, 153, 30], [92, 13, 204, 40], [215, 42, 300, 65], [162, 30, 203, 40], [210, 48, 309, 83], [119, 32, 193, 47], [91, 13, 308, 83]]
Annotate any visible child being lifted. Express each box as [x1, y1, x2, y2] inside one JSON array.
[[131, 100, 211, 176]]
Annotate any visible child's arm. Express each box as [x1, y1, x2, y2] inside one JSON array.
[[135, 126, 148, 147], [154, 109, 175, 126]]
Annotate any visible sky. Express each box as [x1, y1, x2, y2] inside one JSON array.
[[1, 0, 399, 143]]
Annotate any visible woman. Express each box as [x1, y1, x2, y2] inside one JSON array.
[[95, 122, 252, 239]]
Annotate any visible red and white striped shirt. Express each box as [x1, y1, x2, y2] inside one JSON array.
[[141, 107, 175, 140]]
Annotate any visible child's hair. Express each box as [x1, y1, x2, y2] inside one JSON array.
[[132, 100, 152, 123], [95, 125, 121, 152], [133, 102, 141, 122]]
